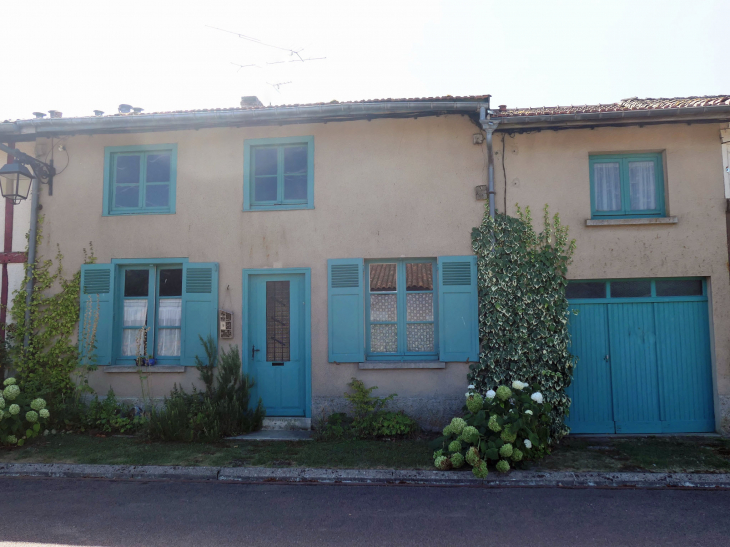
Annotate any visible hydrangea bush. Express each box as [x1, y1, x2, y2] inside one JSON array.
[[0, 377, 51, 446], [432, 382, 551, 477]]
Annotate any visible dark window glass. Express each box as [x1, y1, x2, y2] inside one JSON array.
[[655, 279, 703, 297], [115, 185, 139, 208], [146, 153, 171, 183], [266, 281, 290, 362], [159, 269, 183, 297], [566, 282, 606, 299], [254, 147, 278, 176], [610, 280, 651, 298], [370, 263, 397, 292], [124, 269, 149, 297], [115, 155, 141, 185], [406, 263, 433, 291]]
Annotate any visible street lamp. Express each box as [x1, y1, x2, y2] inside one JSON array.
[[0, 142, 56, 204], [0, 162, 33, 204]]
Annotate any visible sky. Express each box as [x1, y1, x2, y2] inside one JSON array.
[[1, 0, 727, 120]]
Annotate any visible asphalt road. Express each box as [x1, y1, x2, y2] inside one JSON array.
[[1, 477, 729, 546]]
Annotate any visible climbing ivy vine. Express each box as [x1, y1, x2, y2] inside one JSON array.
[[7, 216, 95, 411], [470, 204, 577, 441]]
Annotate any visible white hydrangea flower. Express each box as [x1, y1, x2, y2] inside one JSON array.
[[524, 439, 532, 449], [2, 377, 16, 386], [3, 385, 20, 401], [486, 390, 496, 399], [467, 384, 475, 390], [531, 392, 544, 404], [8, 404, 20, 415], [39, 409, 50, 419], [525, 410, 533, 415], [512, 381, 527, 391]]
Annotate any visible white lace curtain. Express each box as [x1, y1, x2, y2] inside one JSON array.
[[629, 161, 656, 211], [594, 163, 621, 211], [157, 299, 182, 356], [122, 300, 148, 356], [595, 161, 655, 212]]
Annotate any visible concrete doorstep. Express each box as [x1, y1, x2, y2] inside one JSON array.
[[2, 462, 730, 489]]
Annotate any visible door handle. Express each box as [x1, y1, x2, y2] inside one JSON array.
[[604, 355, 610, 362], [252, 345, 261, 360]]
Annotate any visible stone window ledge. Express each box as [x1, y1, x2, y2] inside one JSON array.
[[105, 365, 186, 373], [358, 361, 446, 370], [586, 216, 678, 227]]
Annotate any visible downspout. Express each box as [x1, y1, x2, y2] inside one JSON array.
[[480, 107, 501, 217], [23, 176, 39, 348]]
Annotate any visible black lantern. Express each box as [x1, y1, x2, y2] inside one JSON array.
[[0, 162, 33, 204]]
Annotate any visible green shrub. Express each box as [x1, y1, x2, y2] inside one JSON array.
[[0, 377, 51, 446], [83, 389, 146, 434], [471, 205, 576, 441], [431, 382, 552, 474], [147, 337, 265, 442], [316, 378, 419, 440]]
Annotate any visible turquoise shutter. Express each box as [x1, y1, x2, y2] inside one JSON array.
[[181, 263, 219, 366], [438, 255, 479, 362], [79, 264, 115, 366], [328, 258, 364, 362]]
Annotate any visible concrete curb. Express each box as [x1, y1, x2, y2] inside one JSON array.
[[2, 462, 730, 488]]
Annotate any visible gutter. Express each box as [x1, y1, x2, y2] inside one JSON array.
[[494, 106, 730, 131], [0, 101, 489, 141], [479, 107, 500, 218]]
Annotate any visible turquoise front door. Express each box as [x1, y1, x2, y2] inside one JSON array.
[[247, 273, 307, 417], [566, 279, 714, 434]]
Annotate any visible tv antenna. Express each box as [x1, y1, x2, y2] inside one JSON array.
[[207, 25, 325, 63], [267, 81, 292, 93]]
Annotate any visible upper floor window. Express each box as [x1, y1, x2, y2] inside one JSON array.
[[589, 153, 665, 218], [103, 144, 177, 216], [244, 136, 314, 211]]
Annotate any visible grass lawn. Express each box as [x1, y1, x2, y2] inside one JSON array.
[[2, 433, 730, 473]]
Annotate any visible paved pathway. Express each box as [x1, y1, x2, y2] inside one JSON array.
[[1, 477, 729, 546]]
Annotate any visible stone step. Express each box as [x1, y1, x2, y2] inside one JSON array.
[[262, 417, 311, 431]]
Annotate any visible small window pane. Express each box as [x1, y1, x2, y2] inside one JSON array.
[[255, 177, 277, 202], [115, 185, 139, 208], [371, 324, 397, 353], [159, 269, 182, 297], [566, 282, 606, 299], [610, 280, 651, 298], [406, 263, 433, 291], [407, 293, 433, 321], [656, 279, 703, 297], [594, 162, 621, 212], [122, 328, 146, 356], [158, 298, 182, 326], [145, 184, 169, 208], [284, 175, 307, 201], [283, 145, 307, 175], [157, 329, 181, 356], [124, 270, 149, 297], [370, 263, 397, 291], [146, 153, 171, 183], [266, 281, 290, 362], [407, 323, 434, 352], [629, 161, 656, 211], [115, 155, 141, 185], [254, 147, 278, 176], [123, 300, 148, 326], [371, 294, 397, 321]]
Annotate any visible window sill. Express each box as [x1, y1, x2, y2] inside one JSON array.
[[358, 361, 446, 370], [244, 204, 314, 212], [104, 365, 186, 373], [103, 211, 176, 217], [586, 216, 678, 227]]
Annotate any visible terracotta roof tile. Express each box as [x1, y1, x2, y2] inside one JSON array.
[[495, 95, 730, 117]]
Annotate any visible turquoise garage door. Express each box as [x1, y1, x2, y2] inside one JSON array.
[[565, 279, 714, 434]]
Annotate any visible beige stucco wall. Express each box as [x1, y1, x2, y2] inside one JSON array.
[[28, 116, 730, 431]]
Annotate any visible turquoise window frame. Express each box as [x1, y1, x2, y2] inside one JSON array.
[[365, 258, 439, 361], [589, 153, 665, 218], [103, 144, 178, 216], [112, 259, 187, 365], [566, 278, 706, 305], [243, 136, 314, 211]]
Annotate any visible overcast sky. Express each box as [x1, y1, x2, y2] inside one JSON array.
[[1, 0, 727, 120]]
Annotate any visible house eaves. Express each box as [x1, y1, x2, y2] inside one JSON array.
[[0, 98, 490, 142]]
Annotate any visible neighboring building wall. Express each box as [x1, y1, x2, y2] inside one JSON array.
[[0, 172, 32, 323], [31, 117, 730, 431]]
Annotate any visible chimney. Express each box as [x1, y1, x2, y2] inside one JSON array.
[[93, 110, 104, 116], [48, 110, 62, 118], [498, 105, 507, 112], [132, 107, 144, 114], [240, 96, 264, 108], [32, 112, 46, 119], [118, 104, 132, 114]]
